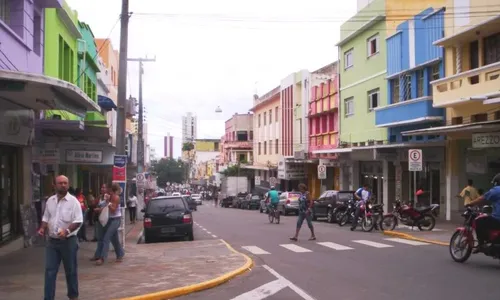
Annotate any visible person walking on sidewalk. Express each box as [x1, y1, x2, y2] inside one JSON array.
[[94, 183, 125, 265], [38, 175, 83, 300], [75, 188, 88, 242], [459, 179, 479, 208], [290, 183, 316, 241], [128, 193, 137, 224]]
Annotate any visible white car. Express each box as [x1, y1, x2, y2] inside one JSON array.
[[191, 194, 202, 205], [172, 192, 181, 197]]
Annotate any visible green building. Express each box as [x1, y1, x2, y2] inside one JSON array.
[[336, 0, 388, 204], [337, 0, 387, 146]]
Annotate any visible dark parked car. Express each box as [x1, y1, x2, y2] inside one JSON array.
[[182, 195, 197, 211], [312, 190, 355, 223], [142, 196, 194, 243], [241, 194, 262, 210]]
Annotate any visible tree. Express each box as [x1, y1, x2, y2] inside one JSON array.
[[151, 158, 188, 186], [182, 142, 194, 152], [220, 164, 252, 177]]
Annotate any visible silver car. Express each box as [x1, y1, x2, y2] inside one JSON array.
[[191, 194, 202, 205], [278, 192, 301, 216]]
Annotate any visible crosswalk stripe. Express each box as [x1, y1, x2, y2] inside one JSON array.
[[242, 246, 270, 255], [317, 242, 353, 250], [384, 238, 430, 246], [352, 240, 394, 248], [280, 244, 312, 253]]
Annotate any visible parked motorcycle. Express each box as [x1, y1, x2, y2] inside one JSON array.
[[381, 200, 438, 231], [338, 199, 356, 227], [338, 200, 374, 232], [332, 201, 349, 223], [363, 202, 385, 232], [449, 205, 500, 263]]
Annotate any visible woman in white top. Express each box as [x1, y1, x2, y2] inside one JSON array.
[[128, 193, 138, 224]]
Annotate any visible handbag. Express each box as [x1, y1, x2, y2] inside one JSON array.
[[99, 205, 109, 227]]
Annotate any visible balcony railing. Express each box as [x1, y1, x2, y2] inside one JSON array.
[[309, 133, 338, 152], [375, 97, 444, 127], [224, 141, 252, 149], [431, 61, 500, 107]]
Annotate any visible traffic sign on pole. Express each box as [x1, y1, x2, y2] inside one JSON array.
[[408, 149, 423, 171], [317, 165, 327, 180], [269, 177, 277, 186]]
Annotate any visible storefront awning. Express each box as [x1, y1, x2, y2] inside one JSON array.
[[0, 69, 100, 118], [312, 148, 352, 154], [98, 95, 117, 111], [242, 165, 275, 171], [36, 120, 110, 141], [401, 120, 500, 136]]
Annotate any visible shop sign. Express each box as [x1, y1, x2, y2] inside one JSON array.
[[34, 148, 60, 164], [255, 176, 261, 185], [65, 150, 103, 163], [277, 159, 286, 180], [472, 133, 500, 149]]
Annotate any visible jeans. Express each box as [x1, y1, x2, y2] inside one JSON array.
[[351, 207, 361, 229], [475, 216, 500, 244], [94, 217, 124, 260], [296, 211, 313, 230], [129, 207, 136, 222], [94, 221, 104, 242], [44, 236, 79, 300]]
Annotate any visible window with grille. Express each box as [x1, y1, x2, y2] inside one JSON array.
[[367, 89, 379, 111], [0, 0, 10, 24], [344, 97, 354, 117], [431, 64, 440, 81], [392, 79, 400, 104], [417, 70, 424, 98], [403, 74, 412, 101], [484, 32, 500, 65]]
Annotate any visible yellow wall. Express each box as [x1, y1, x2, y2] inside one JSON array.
[[440, 0, 500, 120], [254, 94, 280, 166], [195, 141, 218, 152], [385, 0, 447, 36]]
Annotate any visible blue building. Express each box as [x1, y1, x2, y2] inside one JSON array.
[[375, 7, 445, 144]]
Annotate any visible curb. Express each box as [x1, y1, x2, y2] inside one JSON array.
[[116, 239, 254, 300], [383, 230, 449, 246]]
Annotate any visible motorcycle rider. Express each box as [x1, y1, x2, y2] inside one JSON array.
[[467, 173, 500, 253], [351, 184, 371, 231]]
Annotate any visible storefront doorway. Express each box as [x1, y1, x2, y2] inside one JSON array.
[[402, 162, 441, 207], [0, 146, 18, 244], [359, 162, 383, 204]]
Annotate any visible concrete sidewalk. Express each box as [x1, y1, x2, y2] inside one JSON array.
[[0, 223, 251, 300]]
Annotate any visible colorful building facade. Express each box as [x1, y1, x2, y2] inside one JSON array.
[[401, 0, 500, 220], [247, 87, 281, 192]]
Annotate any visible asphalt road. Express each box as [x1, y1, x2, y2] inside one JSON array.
[[177, 201, 500, 300]]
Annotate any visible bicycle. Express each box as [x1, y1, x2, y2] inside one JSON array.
[[268, 204, 280, 224]]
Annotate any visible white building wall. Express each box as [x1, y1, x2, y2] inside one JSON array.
[[182, 112, 197, 143]]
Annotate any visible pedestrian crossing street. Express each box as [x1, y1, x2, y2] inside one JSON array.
[[242, 238, 431, 255]]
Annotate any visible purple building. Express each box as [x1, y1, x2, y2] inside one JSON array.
[[0, 0, 62, 72]]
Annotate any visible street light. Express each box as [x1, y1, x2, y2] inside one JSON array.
[[215, 106, 222, 113]]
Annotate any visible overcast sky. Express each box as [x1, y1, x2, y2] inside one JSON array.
[[66, 0, 356, 158]]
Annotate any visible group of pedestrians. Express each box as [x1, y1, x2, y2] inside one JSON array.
[[38, 176, 126, 300]]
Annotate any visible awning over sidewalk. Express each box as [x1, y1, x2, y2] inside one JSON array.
[[242, 164, 276, 171], [36, 120, 110, 141], [401, 120, 500, 136], [0, 69, 101, 118]]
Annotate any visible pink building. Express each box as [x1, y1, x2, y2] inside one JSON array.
[[308, 73, 340, 159], [222, 113, 253, 165]]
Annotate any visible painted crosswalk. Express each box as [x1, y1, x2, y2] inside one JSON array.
[[242, 238, 430, 255]]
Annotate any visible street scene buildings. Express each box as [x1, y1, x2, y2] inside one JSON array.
[[3, 0, 500, 299]]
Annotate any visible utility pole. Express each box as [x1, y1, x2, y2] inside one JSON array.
[[115, 0, 130, 250], [116, 0, 130, 155], [127, 57, 156, 173]]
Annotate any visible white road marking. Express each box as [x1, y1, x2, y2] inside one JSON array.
[[230, 279, 286, 300], [211, 234, 217, 238], [317, 242, 353, 251], [206, 231, 212, 234], [384, 238, 430, 246], [263, 265, 316, 300], [242, 246, 270, 255], [352, 240, 394, 248], [280, 244, 312, 253]]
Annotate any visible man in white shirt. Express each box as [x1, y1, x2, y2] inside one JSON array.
[[38, 175, 83, 300]]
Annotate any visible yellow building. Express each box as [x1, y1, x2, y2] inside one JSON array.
[[401, 0, 500, 221], [195, 139, 220, 152]]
